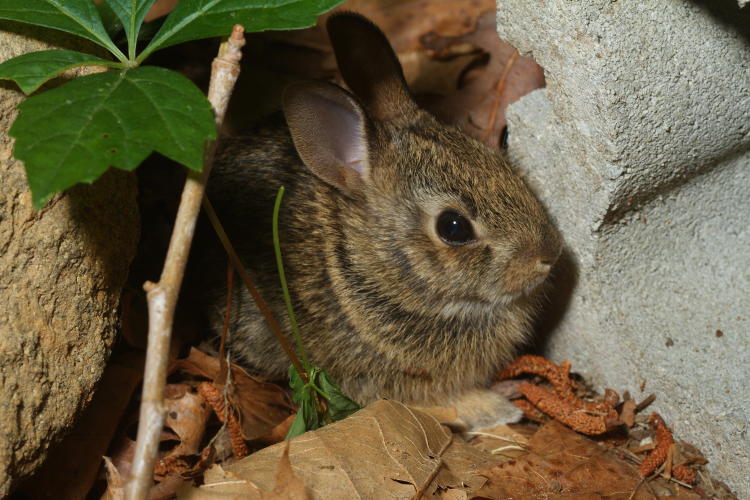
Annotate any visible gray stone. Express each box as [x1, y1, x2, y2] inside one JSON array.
[[498, 0, 749, 495]]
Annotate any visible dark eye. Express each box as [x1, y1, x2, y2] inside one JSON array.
[[436, 210, 475, 246]]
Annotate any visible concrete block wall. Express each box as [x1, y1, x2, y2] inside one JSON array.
[[497, 0, 749, 495]]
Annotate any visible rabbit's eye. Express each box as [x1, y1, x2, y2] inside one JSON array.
[[436, 210, 475, 246]]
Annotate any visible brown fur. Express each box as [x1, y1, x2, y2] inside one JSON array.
[[190, 13, 562, 428]]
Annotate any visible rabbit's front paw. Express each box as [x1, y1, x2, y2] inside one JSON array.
[[450, 388, 523, 431]]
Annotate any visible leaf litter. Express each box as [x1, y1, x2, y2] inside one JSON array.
[[26, 1, 737, 498]]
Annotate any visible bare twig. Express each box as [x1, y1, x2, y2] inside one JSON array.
[[219, 261, 234, 362], [216, 261, 234, 386], [125, 25, 246, 500]]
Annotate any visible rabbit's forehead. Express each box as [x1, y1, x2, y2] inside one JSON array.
[[375, 120, 540, 223], [390, 152, 531, 217]]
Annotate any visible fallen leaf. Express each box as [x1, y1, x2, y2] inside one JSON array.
[[621, 398, 638, 428], [173, 348, 295, 441], [101, 457, 125, 500], [411, 405, 460, 426], [245, 0, 543, 148], [108, 434, 137, 485], [178, 464, 262, 499], [184, 400, 451, 499], [19, 350, 144, 500], [473, 420, 702, 499], [262, 442, 309, 499], [426, 437, 507, 498], [464, 424, 529, 459], [154, 385, 212, 478], [423, 11, 545, 147]]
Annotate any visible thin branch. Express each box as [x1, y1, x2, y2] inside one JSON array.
[[217, 260, 233, 383], [125, 25, 246, 500]]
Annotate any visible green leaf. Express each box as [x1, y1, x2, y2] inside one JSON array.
[[287, 365, 321, 439], [138, 0, 344, 62], [318, 370, 361, 422], [286, 411, 307, 439], [0, 50, 121, 94], [0, 0, 126, 62], [105, 0, 158, 58], [289, 363, 306, 398], [95, 1, 125, 39], [10, 66, 216, 208]]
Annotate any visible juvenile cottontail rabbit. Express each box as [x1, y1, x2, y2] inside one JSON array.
[[194, 13, 562, 429]]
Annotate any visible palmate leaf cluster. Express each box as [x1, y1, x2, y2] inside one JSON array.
[[0, 0, 343, 208]]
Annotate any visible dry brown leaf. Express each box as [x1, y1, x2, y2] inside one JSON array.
[[165, 384, 211, 454], [261, 442, 309, 500], [20, 350, 144, 500], [250, 0, 542, 149], [424, 11, 545, 147], [427, 436, 508, 498], [472, 421, 703, 499], [411, 405, 459, 425], [101, 457, 124, 500], [184, 400, 451, 499], [178, 464, 263, 499], [621, 398, 638, 428], [108, 434, 137, 484], [155, 386, 212, 474], [258, 413, 297, 444], [464, 424, 529, 459], [173, 348, 295, 441], [258, 0, 494, 56]]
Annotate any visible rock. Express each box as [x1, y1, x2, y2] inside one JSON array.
[[0, 23, 139, 495]]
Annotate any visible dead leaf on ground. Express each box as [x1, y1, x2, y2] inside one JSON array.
[[242, 0, 543, 147], [411, 405, 459, 425], [473, 420, 703, 500], [428, 436, 509, 498], [173, 348, 295, 441], [423, 10, 545, 147], [464, 423, 529, 459], [183, 400, 452, 499], [20, 350, 144, 500], [153, 385, 212, 480], [261, 442, 309, 500], [101, 457, 125, 500]]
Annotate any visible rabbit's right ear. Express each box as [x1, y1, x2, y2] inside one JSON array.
[[282, 81, 372, 195], [327, 13, 417, 121]]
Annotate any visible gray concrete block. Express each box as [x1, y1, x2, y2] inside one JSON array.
[[498, 0, 750, 495]]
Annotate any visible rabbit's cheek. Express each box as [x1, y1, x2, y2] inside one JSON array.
[[439, 299, 494, 319]]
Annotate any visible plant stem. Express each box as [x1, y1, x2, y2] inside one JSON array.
[[201, 197, 306, 381], [125, 25, 246, 500], [272, 187, 311, 371]]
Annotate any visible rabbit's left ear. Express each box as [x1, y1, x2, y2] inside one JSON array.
[[327, 12, 418, 122], [282, 81, 372, 195]]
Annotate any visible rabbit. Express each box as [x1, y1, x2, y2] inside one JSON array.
[[191, 12, 562, 430]]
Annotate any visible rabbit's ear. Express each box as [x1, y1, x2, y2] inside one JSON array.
[[327, 12, 417, 122], [283, 81, 371, 195]]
